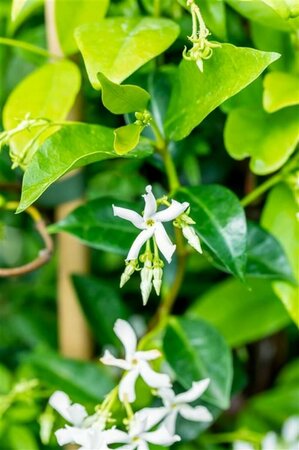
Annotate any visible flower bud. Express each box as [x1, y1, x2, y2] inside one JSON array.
[[182, 226, 202, 254], [120, 260, 137, 288], [153, 266, 163, 295], [140, 259, 153, 305]]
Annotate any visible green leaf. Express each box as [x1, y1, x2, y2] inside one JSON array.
[[11, 0, 27, 21], [164, 317, 233, 409], [226, 0, 298, 31], [198, 0, 227, 40], [263, 72, 299, 112], [187, 278, 290, 347], [26, 350, 114, 403], [114, 124, 143, 155], [246, 221, 294, 282], [262, 183, 299, 326], [165, 44, 279, 141], [54, 0, 109, 55], [98, 72, 150, 114], [261, 0, 299, 20], [17, 124, 153, 213], [3, 61, 81, 166], [224, 106, 299, 175], [73, 275, 129, 346], [8, 426, 39, 450], [48, 197, 138, 254], [75, 17, 179, 87], [176, 185, 247, 280]]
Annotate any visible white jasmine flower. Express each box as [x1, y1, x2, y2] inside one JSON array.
[[115, 412, 180, 450], [282, 416, 299, 448], [139, 379, 212, 434], [233, 442, 255, 450], [100, 319, 171, 403], [182, 225, 202, 253], [113, 185, 189, 263], [49, 391, 88, 427]]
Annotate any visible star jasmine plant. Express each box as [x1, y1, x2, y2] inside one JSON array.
[[113, 185, 202, 304]]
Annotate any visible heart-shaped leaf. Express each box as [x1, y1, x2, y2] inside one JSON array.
[[176, 185, 247, 280], [98, 72, 150, 114], [164, 317, 233, 409], [224, 106, 299, 175], [75, 17, 179, 87], [17, 124, 153, 213], [263, 71, 299, 112], [165, 44, 279, 141]]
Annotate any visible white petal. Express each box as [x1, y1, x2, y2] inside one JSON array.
[[139, 361, 171, 389], [137, 442, 149, 450], [179, 405, 213, 422], [142, 426, 180, 446], [153, 200, 189, 222], [114, 319, 137, 361], [233, 441, 255, 450], [55, 426, 86, 446], [163, 411, 178, 435], [49, 391, 72, 422], [113, 205, 144, 229], [100, 349, 131, 370], [104, 428, 130, 444], [282, 416, 299, 443], [157, 387, 176, 407], [154, 223, 176, 263], [262, 432, 278, 450], [175, 379, 210, 404], [126, 228, 155, 261], [129, 412, 148, 435], [67, 403, 88, 426], [135, 349, 161, 361], [137, 407, 169, 430], [142, 185, 157, 219], [119, 369, 140, 403]]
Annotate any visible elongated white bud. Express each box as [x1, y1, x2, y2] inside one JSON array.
[[120, 260, 137, 288], [182, 226, 202, 254], [140, 259, 153, 306], [153, 266, 163, 296]]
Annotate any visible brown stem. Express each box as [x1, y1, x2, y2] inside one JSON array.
[[0, 219, 53, 277]]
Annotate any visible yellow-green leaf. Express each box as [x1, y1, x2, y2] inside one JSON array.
[[114, 124, 143, 155], [75, 17, 179, 87], [263, 72, 299, 112]]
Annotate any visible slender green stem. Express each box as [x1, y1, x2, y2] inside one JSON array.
[[153, 0, 161, 17], [241, 172, 283, 207], [0, 37, 59, 59]]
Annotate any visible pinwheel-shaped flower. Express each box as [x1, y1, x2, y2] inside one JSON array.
[[100, 319, 171, 403], [138, 379, 212, 434], [114, 412, 180, 450], [113, 185, 189, 263]]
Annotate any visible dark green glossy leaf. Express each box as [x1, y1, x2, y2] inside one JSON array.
[[246, 221, 294, 282], [164, 317, 233, 409], [98, 72, 150, 114], [187, 278, 290, 347], [73, 275, 129, 346], [114, 123, 143, 155], [176, 185, 247, 280], [75, 17, 179, 87], [165, 44, 279, 141], [26, 350, 114, 403], [48, 197, 138, 254], [17, 124, 153, 213]]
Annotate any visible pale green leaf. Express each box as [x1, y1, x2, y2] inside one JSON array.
[[187, 278, 291, 347], [261, 0, 299, 20], [165, 44, 279, 141], [98, 72, 150, 114], [114, 124, 143, 155], [11, 0, 27, 21], [262, 183, 299, 326], [75, 17, 179, 87], [17, 124, 153, 213], [224, 106, 299, 175], [263, 71, 299, 112], [3, 61, 81, 166], [54, 0, 109, 55]]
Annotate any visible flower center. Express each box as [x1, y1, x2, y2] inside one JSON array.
[[146, 218, 155, 227]]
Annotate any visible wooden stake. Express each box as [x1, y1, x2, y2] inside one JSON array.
[[45, 0, 93, 360]]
